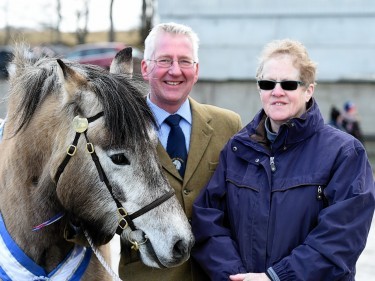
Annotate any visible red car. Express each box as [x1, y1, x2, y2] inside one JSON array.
[[64, 42, 143, 72]]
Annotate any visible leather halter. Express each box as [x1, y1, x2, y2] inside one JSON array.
[[54, 112, 175, 235]]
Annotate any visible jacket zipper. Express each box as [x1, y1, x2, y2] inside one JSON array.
[[317, 186, 323, 200], [270, 156, 276, 172]]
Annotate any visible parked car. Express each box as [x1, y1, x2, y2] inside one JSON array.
[[64, 42, 143, 74], [0, 46, 14, 78]]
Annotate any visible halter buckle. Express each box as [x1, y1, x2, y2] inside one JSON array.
[[86, 143, 95, 153], [67, 145, 77, 156], [118, 207, 129, 230]]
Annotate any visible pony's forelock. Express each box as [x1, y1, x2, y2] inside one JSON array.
[[9, 50, 155, 150]]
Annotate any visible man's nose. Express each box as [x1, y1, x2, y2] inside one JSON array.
[[168, 61, 182, 74]]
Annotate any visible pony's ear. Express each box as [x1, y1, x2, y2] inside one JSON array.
[[56, 59, 87, 102], [109, 47, 133, 77]]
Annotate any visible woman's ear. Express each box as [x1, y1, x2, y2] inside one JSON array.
[[305, 83, 315, 102]]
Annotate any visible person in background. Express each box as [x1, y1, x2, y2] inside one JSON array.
[[342, 100, 364, 144], [192, 39, 375, 281], [119, 22, 242, 281], [328, 105, 344, 130]]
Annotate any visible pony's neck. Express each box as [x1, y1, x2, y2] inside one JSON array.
[[0, 133, 73, 272]]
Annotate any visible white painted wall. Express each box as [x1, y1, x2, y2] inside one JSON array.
[[157, 0, 375, 81]]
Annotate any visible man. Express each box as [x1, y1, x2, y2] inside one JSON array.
[[342, 101, 364, 144], [119, 22, 242, 281]]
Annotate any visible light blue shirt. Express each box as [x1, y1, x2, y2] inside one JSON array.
[[146, 96, 192, 152]]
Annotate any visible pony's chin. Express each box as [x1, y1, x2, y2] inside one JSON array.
[[138, 241, 166, 268]]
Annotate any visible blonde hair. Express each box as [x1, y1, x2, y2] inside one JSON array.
[[256, 39, 317, 86]]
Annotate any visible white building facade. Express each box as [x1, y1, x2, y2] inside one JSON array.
[[156, 0, 375, 137]]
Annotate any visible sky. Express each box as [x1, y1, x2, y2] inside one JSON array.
[[0, 0, 143, 32]]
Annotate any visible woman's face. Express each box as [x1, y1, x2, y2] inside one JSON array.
[[259, 54, 314, 133]]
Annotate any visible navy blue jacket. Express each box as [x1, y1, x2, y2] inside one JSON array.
[[192, 99, 375, 281]]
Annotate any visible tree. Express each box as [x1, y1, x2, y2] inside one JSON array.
[[55, 0, 62, 43], [75, 0, 90, 44], [109, 0, 115, 42], [140, 0, 154, 44], [1, 0, 11, 45]]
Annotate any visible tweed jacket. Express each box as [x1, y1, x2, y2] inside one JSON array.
[[119, 97, 242, 281]]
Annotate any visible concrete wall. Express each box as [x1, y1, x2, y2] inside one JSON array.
[[156, 0, 375, 136], [157, 0, 375, 81], [190, 80, 375, 136]]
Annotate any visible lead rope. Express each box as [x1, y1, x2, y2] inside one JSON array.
[[84, 230, 123, 281]]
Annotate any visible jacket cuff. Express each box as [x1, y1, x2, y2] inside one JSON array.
[[266, 267, 278, 281], [269, 263, 288, 281]]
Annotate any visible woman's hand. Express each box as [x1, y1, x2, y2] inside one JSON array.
[[229, 273, 270, 281]]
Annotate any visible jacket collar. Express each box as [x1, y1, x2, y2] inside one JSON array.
[[241, 98, 324, 151]]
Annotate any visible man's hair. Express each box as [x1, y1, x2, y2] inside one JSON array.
[[144, 22, 200, 62]]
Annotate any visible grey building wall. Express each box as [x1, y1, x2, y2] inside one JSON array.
[[190, 81, 375, 131], [157, 0, 375, 81], [156, 0, 375, 136]]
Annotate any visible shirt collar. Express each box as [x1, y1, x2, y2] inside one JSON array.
[[146, 95, 192, 127]]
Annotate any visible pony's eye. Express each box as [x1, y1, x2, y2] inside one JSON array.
[[110, 154, 130, 165]]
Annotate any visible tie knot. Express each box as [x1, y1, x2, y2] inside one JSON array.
[[165, 115, 182, 127]]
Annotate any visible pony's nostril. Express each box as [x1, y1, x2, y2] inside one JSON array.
[[173, 239, 187, 259]]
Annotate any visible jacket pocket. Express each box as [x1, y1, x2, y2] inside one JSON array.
[[208, 161, 218, 172]]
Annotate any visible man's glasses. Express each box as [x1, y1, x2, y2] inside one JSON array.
[[148, 58, 197, 69], [257, 80, 304, 91]]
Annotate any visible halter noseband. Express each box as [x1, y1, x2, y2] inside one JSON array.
[[54, 112, 175, 239]]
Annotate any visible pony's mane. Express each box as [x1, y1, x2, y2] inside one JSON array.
[[9, 49, 155, 148]]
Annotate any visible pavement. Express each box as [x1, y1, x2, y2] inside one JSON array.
[[0, 78, 374, 279]]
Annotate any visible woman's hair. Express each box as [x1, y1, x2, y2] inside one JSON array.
[[143, 22, 200, 62], [256, 39, 317, 86]]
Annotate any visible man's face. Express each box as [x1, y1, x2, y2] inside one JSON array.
[[141, 32, 199, 113]]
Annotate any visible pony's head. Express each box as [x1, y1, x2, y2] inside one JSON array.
[[2, 46, 194, 268]]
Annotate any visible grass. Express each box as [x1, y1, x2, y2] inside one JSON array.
[[0, 29, 143, 49]]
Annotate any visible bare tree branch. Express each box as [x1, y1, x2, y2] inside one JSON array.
[[109, 0, 115, 42], [55, 0, 62, 43], [75, 0, 90, 44], [140, 0, 154, 44]]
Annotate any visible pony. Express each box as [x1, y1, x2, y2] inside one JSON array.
[[0, 46, 194, 280]]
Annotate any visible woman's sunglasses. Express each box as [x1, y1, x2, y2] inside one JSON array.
[[257, 80, 304, 91]]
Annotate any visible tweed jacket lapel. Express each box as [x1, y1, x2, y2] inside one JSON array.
[[184, 98, 213, 185], [157, 98, 213, 185], [157, 142, 180, 178]]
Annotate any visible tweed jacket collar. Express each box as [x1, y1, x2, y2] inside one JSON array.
[[157, 97, 213, 186]]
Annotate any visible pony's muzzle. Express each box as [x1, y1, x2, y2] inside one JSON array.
[[172, 238, 193, 260]]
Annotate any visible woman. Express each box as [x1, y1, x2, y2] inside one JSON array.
[[191, 39, 375, 281]]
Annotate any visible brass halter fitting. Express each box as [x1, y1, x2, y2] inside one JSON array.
[[72, 116, 89, 133], [117, 207, 129, 230], [127, 234, 149, 251]]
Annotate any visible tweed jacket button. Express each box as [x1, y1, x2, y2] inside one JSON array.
[[183, 189, 190, 195]]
